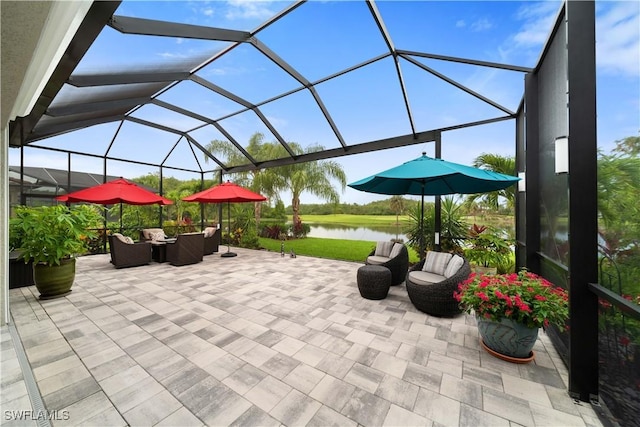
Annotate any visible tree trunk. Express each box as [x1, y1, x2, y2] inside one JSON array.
[[292, 197, 300, 226], [254, 201, 262, 226]]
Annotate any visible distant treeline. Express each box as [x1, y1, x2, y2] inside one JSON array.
[[284, 197, 421, 216]]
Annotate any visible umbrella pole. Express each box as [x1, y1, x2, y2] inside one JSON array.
[[420, 193, 425, 259], [221, 200, 237, 257], [120, 203, 123, 234]]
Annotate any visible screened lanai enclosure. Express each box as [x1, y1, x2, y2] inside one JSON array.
[[4, 1, 639, 425]]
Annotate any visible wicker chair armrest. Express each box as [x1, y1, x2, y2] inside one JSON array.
[[409, 258, 427, 273]]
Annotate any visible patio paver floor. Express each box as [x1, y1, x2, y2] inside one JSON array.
[[2, 248, 603, 426]]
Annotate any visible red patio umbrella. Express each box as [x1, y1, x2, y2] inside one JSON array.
[[183, 181, 266, 257], [56, 177, 173, 232]]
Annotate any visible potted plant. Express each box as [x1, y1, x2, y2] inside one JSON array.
[[454, 269, 569, 362], [10, 204, 102, 299], [463, 224, 512, 274]]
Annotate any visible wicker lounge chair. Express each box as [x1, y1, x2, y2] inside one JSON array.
[[203, 227, 221, 255], [108, 234, 152, 268], [365, 242, 409, 286], [405, 253, 471, 317], [166, 232, 204, 266]]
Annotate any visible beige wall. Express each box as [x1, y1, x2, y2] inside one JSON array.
[[1, 1, 92, 325]]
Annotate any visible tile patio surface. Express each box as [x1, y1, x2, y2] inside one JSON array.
[[2, 248, 603, 426]]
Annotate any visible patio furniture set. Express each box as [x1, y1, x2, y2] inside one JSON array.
[[357, 241, 471, 317], [108, 226, 221, 268]]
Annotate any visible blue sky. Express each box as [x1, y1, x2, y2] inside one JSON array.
[[11, 0, 639, 206]]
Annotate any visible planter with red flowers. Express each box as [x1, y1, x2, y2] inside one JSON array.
[[455, 269, 569, 362]]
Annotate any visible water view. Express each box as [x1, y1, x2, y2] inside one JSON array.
[[307, 223, 403, 242]]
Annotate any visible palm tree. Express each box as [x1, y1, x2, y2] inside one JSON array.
[[269, 143, 347, 226], [204, 133, 275, 225], [465, 153, 516, 211], [389, 196, 405, 240]]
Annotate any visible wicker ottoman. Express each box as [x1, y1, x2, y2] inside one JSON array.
[[357, 265, 392, 300]]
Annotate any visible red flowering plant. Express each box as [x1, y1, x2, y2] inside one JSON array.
[[454, 269, 569, 330]]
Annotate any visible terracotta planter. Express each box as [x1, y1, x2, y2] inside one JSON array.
[[476, 316, 538, 361], [33, 258, 76, 299]]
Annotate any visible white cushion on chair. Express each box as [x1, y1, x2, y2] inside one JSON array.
[[366, 255, 390, 265], [408, 270, 447, 286], [444, 255, 465, 278], [423, 251, 453, 276], [374, 241, 394, 257], [389, 243, 404, 259], [203, 227, 217, 238]]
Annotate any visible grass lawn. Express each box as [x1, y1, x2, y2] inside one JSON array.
[[258, 236, 420, 263]]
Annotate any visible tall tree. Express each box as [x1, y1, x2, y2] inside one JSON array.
[[204, 133, 274, 224], [389, 195, 405, 240], [464, 153, 516, 211], [597, 143, 640, 257], [612, 135, 640, 157], [268, 143, 347, 225]]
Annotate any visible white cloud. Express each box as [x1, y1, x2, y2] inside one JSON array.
[[224, 0, 278, 21], [158, 52, 189, 59], [596, 2, 640, 77], [511, 2, 558, 47], [456, 20, 466, 28], [471, 18, 493, 32], [202, 7, 214, 17]]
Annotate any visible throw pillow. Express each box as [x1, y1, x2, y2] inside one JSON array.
[[374, 241, 394, 257], [423, 251, 453, 276], [444, 255, 465, 278], [203, 227, 216, 238], [389, 243, 404, 259], [149, 231, 165, 241], [113, 233, 134, 244], [143, 228, 164, 240]]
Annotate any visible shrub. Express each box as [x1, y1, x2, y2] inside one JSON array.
[[261, 223, 287, 239], [290, 218, 310, 238]]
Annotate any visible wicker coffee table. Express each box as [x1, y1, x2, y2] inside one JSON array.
[[357, 265, 392, 300]]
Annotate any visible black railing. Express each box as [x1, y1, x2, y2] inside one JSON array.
[[590, 254, 640, 427]]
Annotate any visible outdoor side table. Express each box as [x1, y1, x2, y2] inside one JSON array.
[[151, 239, 173, 263], [357, 265, 392, 300]]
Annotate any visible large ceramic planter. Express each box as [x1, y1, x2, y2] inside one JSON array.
[[476, 316, 538, 361], [33, 258, 76, 299]]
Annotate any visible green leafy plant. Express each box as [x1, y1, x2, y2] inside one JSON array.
[[455, 270, 569, 330], [10, 205, 103, 265], [260, 223, 287, 239], [464, 224, 512, 268], [405, 197, 468, 257]]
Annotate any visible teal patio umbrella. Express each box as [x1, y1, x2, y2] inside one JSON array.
[[348, 153, 520, 255]]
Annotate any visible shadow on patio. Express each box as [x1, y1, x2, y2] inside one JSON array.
[[3, 249, 602, 426]]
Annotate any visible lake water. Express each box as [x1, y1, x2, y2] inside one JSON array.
[[307, 223, 402, 242]]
